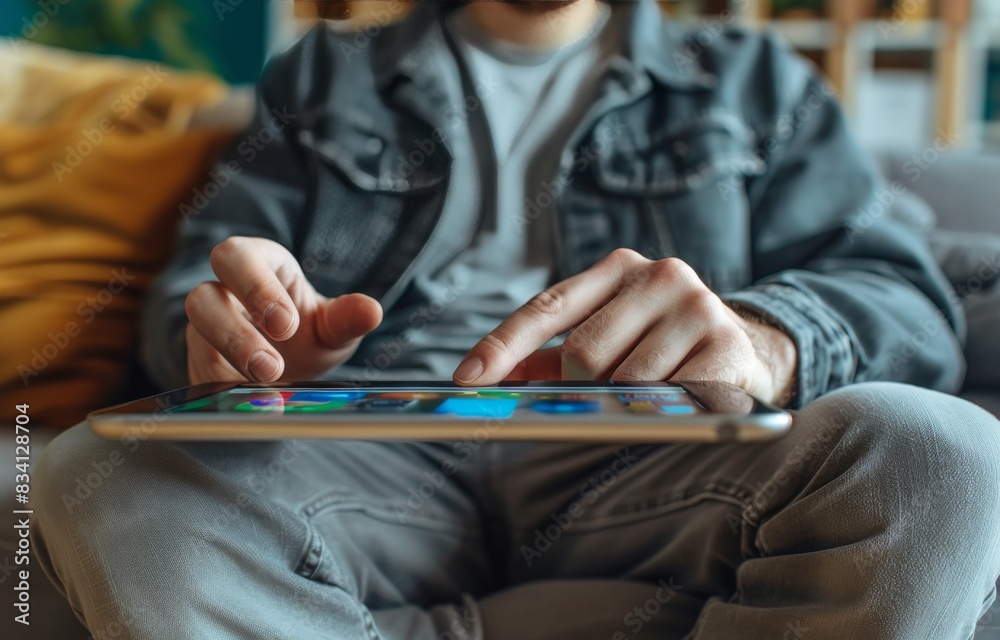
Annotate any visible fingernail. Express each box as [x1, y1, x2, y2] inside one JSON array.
[[454, 356, 484, 384], [263, 303, 294, 337], [248, 351, 280, 381]]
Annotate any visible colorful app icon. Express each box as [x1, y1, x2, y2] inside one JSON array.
[[433, 398, 518, 419], [476, 390, 521, 399], [234, 394, 355, 412], [235, 399, 285, 412], [250, 397, 283, 406], [529, 400, 601, 414], [283, 400, 352, 412], [658, 404, 697, 415], [287, 391, 365, 402], [623, 400, 658, 414], [350, 398, 418, 412]]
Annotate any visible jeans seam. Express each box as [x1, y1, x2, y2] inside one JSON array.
[[293, 520, 326, 582], [361, 608, 383, 640], [300, 490, 484, 538], [512, 481, 755, 535]]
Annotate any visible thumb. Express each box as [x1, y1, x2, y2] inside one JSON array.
[[314, 293, 383, 352]]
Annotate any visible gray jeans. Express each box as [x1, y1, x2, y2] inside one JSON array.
[[32, 383, 1000, 639]]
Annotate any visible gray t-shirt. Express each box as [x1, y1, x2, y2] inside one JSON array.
[[347, 5, 615, 380]]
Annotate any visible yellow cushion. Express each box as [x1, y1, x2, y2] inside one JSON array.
[[0, 43, 238, 429]]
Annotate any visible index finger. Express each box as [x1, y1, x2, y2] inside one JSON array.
[[454, 250, 640, 385], [209, 237, 302, 341]]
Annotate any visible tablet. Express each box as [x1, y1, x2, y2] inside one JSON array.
[[87, 381, 792, 443], [88, 380, 791, 443]]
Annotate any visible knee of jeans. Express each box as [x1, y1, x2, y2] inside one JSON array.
[[810, 382, 1000, 506], [34, 422, 184, 541], [35, 424, 126, 528]]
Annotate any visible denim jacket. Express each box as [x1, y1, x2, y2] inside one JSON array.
[[142, 0, 965, 407]]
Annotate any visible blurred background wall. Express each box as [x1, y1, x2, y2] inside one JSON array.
[[0, 0, 269, 84]]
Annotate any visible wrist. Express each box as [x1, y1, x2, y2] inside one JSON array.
[[731, 306, 799, 407], [758, 323, 798, 407]]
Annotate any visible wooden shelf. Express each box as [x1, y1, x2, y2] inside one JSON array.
[[753, 0, 978, 148], [855, 20, 942, 50], [654, 0, 990, 148], [772, 19, 835, 48]]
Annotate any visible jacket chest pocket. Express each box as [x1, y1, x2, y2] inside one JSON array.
[[297, 114, 449, 300], [568, 111, 764, 293]]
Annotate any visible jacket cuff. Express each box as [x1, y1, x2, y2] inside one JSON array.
[[725, 283, 856, 408]]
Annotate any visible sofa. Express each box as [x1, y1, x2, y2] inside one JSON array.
[[877, 151, 1000, 422], [1, 42, 998, 639]]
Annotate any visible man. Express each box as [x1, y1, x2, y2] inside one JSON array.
[[33, 1, 1000, 638]]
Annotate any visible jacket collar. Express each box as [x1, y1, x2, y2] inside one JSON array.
[[371, 0, 716, 92]]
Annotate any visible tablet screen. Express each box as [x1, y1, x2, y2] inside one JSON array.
[[89, 381, 788, 443], [169, 385, 703, 420]]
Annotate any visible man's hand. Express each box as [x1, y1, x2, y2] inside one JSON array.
[[184, 237, 382, 385], [453, 249, 798, 407]]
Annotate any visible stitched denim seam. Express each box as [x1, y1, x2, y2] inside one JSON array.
[[299, 490, 484, 539], [306, 135, 444, 193], [293, 521, 326, 582], [361, 608, 383, 640], [596, 149, 763, 195], [511, 481, 755, 535]]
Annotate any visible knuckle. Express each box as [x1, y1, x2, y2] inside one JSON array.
[[647, 257, 690, 285], [608, 247, 644, 266], [562, 335, 603, 374], [698, 349, 742, 381], [587, 311, 618, 341], [243, 279, 278, 319], [184, 282, 216, 319], [619, 350, 668, 381], [222, 330, 251, 364], [273, 261, 303, 288], [526, 289, 564, 319], [685, 291, 720, 321], [612, 368, 640, 382], [661, 256, 690, 272], [654, 257, 682, 278], [481, 330, 519, 359], [605, 248, 646, 279], [209, 236, 246, 270]]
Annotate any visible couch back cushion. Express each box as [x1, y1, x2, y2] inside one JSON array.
[[0, 43, 237, 429]]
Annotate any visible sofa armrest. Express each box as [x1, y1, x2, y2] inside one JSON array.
[[878, 152, 1000, 235], [959, 390, 1000, 418]]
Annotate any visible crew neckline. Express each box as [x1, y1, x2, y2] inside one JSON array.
[[447, 2, 612, 67]]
